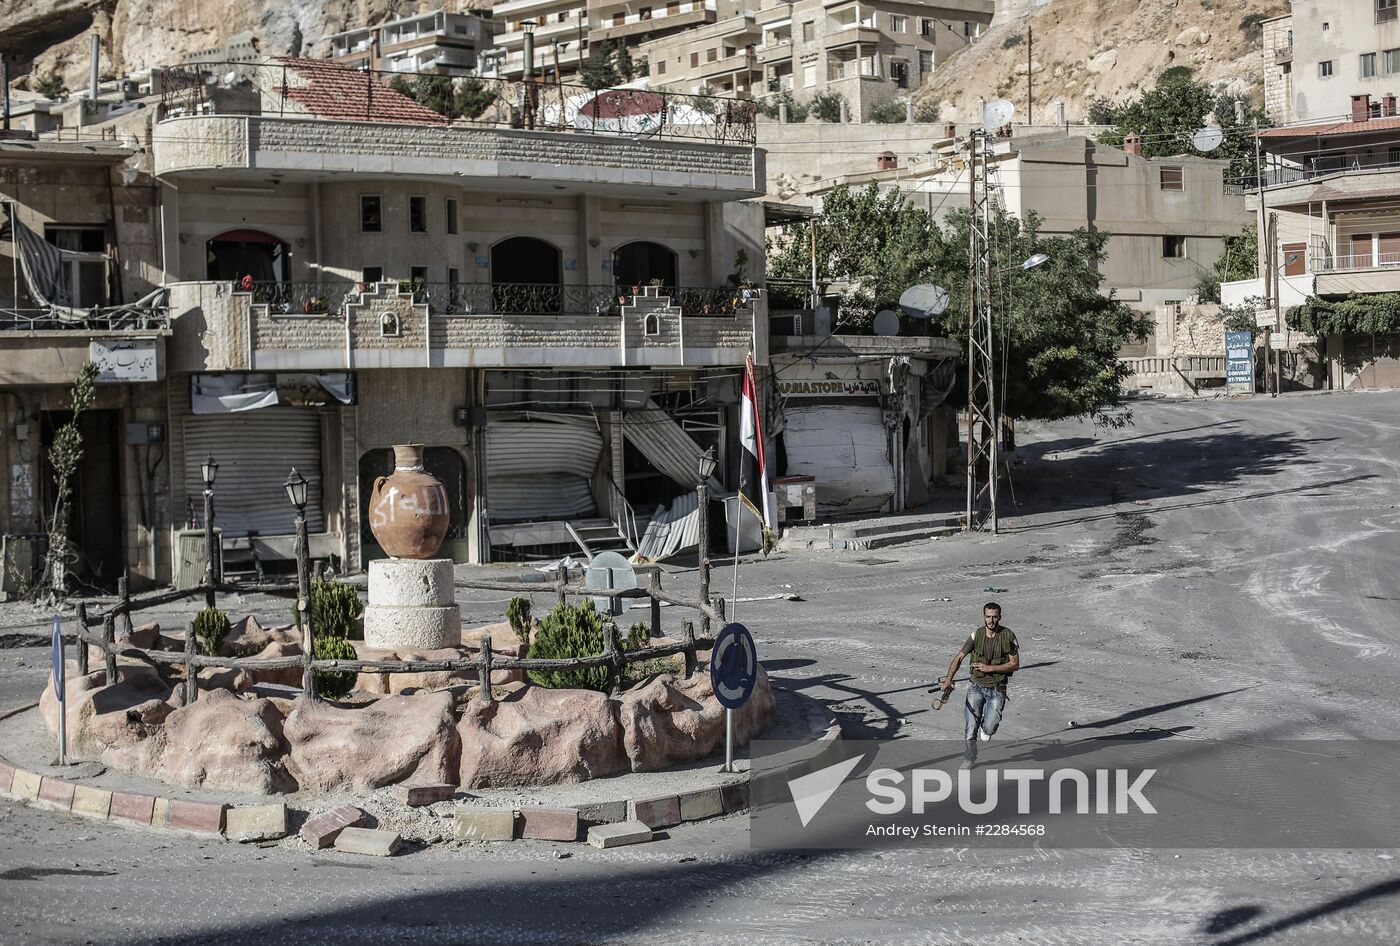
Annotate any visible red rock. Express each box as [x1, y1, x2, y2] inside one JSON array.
[[615, 665, 775, 772], [109, 791, 156, 825], [167, 798, 226, 834], [36, 777, 75, 811], [223, 616, 299, 657], [125, 622, 161, 649], [284, 691, 460, 793], [519, 806, 580, 841], [392, 782, 456, 806], [39, 663, 171, 759], [301, 805, 368, 848], [156, 689, 296, 794], [458, 686, 625, 788]]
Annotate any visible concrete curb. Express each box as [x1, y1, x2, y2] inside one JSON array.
[[0, 689, 842, 852]]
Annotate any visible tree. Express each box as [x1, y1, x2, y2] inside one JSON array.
[[581, 40, 621, 90], [1197, 224, 1258, 302], [869, 98, 907, 124], [810, 90, 845, 123], [614, 41, 636, 82], [34, 73, 67, 99], [37, 361, 99, 601], [766, 184, 1154, 425], [453, 76, 495, 120], [767, 183, 941, 330], [1097, 67, 1269, 187]]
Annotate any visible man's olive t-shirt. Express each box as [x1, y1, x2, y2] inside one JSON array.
[[959, 626, 1019, 688]]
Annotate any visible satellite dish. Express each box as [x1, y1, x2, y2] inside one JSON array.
[[1191, 125, 1224, 152], [982, 98, 1015, 129], [898, 284, 950, 319], [874, 310, 900, 336], [585, 550, 636, 618]]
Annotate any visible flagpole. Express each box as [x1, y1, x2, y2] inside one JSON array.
[[52, 614, 66, 766]]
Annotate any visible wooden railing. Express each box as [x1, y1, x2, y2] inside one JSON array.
[[73, 564, 723, 705]]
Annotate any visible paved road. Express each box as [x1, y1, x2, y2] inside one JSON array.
[[2, 393, 1399, 945]]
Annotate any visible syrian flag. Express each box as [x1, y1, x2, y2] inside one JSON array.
[[738, 355, 776, 530]]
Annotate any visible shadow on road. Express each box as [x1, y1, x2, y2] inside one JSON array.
[[1203, 877, 1400, 946]]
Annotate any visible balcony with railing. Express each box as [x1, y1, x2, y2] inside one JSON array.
[[1273, 43, 1293, 63], [168, 280, 759, 373], [590, 0, 719, 41]]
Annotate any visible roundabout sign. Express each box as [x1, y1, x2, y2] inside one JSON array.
[[711, 622, 758, 710]]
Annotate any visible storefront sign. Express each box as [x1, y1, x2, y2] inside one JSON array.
[[89, 339, 158, 383], [778, 379, 882, 398]]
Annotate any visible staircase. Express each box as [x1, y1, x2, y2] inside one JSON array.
[[564, 518, 635, 559]]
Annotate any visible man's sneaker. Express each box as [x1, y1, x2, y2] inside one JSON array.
[[979, 730, 991, 742], [959, 759, 974, 770]]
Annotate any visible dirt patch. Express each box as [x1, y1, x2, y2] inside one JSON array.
[[1106, 512, 1158, 553]]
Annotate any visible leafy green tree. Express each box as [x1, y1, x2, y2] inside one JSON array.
[[810, 90, 845, 123], [614, 41, 636, 81], [1086, 97, 1118, 125], [757, 91, 808, 122], [869, 99, 907, 123], [37, 361, 98, 601], [454, 76, 496, 120], [1197, 224, 1258, 302], [581, 40, 621, 90], [526, 599, 612, 691], [1097, 67, 1269, 188], [34, 73, 67, 99]]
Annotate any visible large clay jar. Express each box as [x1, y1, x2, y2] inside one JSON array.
[[368, 444, 451, 559]]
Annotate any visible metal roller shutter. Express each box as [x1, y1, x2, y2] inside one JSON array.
[[183, 409, 326, 536], [783, 404, 894, 515], [485, 415, 603, 522]]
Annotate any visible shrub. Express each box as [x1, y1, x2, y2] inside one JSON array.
[[1239, 13, 1267, 35], [313, 634, 358, 699], [810, 90, 845, 123], [506, 596, 532, 644], [913, 100, 941, 124], [34, 73, 67, 99], [757, 90, 808, 122], [869, 99, 907, 123], [526, 599, 613, 692], [193, 607, 231, 657], [1001, 31, 1024, 49], [1086, 97, 1118, 125], [626, 622, 650, 650], [304, 578, 363, 640]]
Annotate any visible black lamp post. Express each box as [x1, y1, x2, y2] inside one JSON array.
[[201, 454, 219, 607], [284, 467, 314, 698], [522, 20, 537, 129], [696, 446, 717, 636]]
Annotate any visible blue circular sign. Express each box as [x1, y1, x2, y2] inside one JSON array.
[[711, 622, 757, 710]]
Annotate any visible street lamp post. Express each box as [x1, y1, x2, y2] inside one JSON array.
[[201, 454, 218, 608], [696, 446, 717, 638], [522, 20, 537, 129], [284, 468, 314, 699]]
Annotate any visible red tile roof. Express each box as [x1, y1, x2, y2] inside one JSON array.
[[1258, 116, 1400, 138], [269, 57, 450, 125]]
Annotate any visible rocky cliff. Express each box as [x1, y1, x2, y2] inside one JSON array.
[[919, 0, 1290, 123]]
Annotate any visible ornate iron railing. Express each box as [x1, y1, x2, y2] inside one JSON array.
[[155, 61, 758, 147], [236, 281, 745, 317]]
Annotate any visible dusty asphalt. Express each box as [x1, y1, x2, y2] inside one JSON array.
[[1, 392, 1398, 945]]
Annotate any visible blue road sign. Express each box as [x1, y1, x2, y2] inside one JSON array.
[[1225, 330, 1254, 386], [711, 622, 757, 710]]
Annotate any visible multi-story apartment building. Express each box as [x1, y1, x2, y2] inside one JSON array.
[[641, 0, 991, 118], [1, 57, 770, 587], [587, 0, 737, 52], [481, 0, 591, 81], [324, 10, 494, 76], [1240, 0, 1400, 388]]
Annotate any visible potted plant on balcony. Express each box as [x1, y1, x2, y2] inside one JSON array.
[[303, 296, 329, 314]]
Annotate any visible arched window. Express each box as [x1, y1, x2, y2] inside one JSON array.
[[491, 236, 562, 313], [206, 229, 289, 284], [612, 240, 678, 291]]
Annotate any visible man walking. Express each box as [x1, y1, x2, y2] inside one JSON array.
[[938, 602, 1019, 769]]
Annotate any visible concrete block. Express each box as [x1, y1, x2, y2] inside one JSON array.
[[519, 807, 579, 842], [0, 759, 14, 794], [225, 803, 289, 841], [11, 769, 41, 801], [71, 785, 112, 820], [36, 778, 75, 812], [109, 791, 155, 825], [627, 794, 680, 829], [151, 797, 171, 828], [167, 799, 226, 835], [300, 805, 367, 849], [678, 787, 724, 823], [721, 781, 751, 814], [334, 826, 403, 857], [587, 820, 654, 849], [574, 799, 627, 825], [363, 603, 461, 649], [368, 558, 454, 607], [392, 783, 456, 807], [453, 807, 515, 841]]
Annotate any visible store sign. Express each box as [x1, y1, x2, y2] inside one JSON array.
[[778, 379, 882, 398], [89, 339, 158, 383]]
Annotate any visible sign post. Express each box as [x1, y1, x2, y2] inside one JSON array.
[[1225, 330, 1256, 395], [51, 614, 66, 766], [711, 622, 757, 773]]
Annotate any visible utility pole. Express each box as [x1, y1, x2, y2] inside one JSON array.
[[1270, 211, 1282, 397], [964, 129, 998, 533], [1026, 23, 1033, 126]]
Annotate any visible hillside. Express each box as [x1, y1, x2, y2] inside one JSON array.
[[917, 0, 1290, 124]]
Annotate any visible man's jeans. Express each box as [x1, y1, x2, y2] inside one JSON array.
[[963, 683, 1006, 763]]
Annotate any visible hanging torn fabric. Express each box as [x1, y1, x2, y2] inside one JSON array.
[[190, 373, 357, 414]]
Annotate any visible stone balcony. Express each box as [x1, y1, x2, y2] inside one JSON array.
[[166, 281, 763, 373], [151, 114, 763, 200]]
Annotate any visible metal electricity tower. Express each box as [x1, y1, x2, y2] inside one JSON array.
[[964, 129, 999, 533]]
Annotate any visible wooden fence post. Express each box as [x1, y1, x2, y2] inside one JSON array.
[[75, 602, 89, 676], [101, 613, 117, 685], [603, 621, 622, 695], [117, 575, 134, 640], [183, 619, 197, 704], [478, 634, 494, 703], [649, 571, 661, 637], [682, 619, 696, 679], [556, 564, 568, 607]]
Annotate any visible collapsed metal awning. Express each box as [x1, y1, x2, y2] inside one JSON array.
[[622, 399, 724, 493]]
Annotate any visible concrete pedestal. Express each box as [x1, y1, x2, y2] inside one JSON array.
[[364, 558, 461, 649]]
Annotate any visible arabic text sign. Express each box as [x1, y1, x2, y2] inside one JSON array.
[[778, 379, 882, 398], [90, 339, 158, 383], [1224, 331, 1254, 386]]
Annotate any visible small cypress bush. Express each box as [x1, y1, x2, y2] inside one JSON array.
[[296, 578, 364, 640], [506, 596, 532, 645], [525, 599, 612, 692], [313, 635, 358, 699], [626, 622, 650, 651], [193, 607, 231, 656]]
